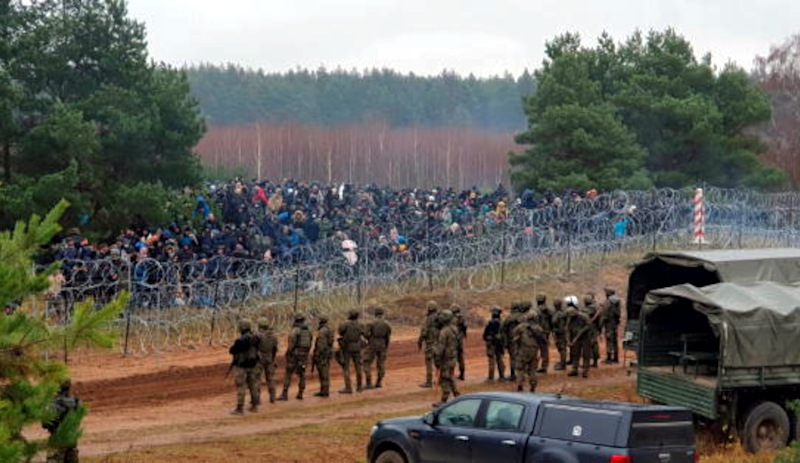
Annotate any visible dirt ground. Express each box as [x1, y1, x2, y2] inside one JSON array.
[[30, 265, 782, 463]]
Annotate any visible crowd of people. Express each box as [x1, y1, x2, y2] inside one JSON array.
[[227, 289, 623, 413], [48, 179, 609, 271]]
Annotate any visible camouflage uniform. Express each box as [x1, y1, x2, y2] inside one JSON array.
[[363, 307, 392, 389], [434, 309, 461, 405], [43, 380, 80, 463], [256, 318, 279, 403], [279, 313, 313, 400], [451, 304, 468, 380], [551, 298, 568, 370], [229, 319, 261, 413], [583, 294, 601, 367], [312, 315, 334, 397], [337, 309, 365, 393], [512, 311, 543, 392], [565, 297, 592, 378], [601, 287, 622, 364], [482, 306, 505, 381], [417, 301, 440, 387], [535, 294, 552, 373], [500, 302, 522, 380]]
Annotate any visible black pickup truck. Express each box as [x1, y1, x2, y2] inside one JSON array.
[[367, 392, 696, 463]]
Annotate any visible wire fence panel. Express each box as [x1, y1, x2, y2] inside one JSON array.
[[38, 187, 800, 354]]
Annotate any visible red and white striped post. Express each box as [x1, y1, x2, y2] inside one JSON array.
[[692, 188, 706, 244]]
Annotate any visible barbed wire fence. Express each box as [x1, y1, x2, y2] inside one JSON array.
[[36, 187, 800, 355]]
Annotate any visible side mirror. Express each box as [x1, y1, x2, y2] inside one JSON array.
[[423, 412, 436, 426]]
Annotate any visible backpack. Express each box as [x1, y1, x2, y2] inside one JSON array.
[[296, 326, 312, 349]]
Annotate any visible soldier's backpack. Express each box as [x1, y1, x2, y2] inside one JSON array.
[[372, 320, 390, 340], [295, 326, 312, 349]]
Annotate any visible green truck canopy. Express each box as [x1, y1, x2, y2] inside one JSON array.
[[627, 248, 800, 321], [642, 281, 800, 368]]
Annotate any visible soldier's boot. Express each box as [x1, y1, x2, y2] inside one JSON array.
[[419, 382, 433, 388], [603, 353, 613, 365], [249, 403, 259, 412], [296, 390, 303, 400], [230, 405, 244, 415], [516, 384, 523, 392], [375, 377, 383, 389], [364, 378, 373, 390], [458, 371, 465, 381], [536, 367, 547, 374], [339, 387, 353, 394], [567, 369, 579, 377], [314, 391, 329, 398], [582, 370, 589, 378], [554, 362, 566, 371], [591, 359, 599, 368], [612, 353, 620, 364], [268, 389, 276, 404], [277, 390, 289, 401]]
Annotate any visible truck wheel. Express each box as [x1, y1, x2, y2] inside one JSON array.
[[376, 449, 406, 463], [742, 401, 790, 453]]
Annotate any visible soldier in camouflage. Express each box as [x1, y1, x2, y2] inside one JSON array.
[[417, 300, 440, 388], [43, 380, 80, 463], [565, 296, 593, 378], [482, 306, 505, 381], [500, 302, 523, 381], [337, 309, 365, 393], [512, 311, 544, 392], [583, 293, 601, 368], [312, 314, 334, 397], [434, 309, 460, 406], [601, 287, 622, 364], [363, 306, 392, 389], [451, 304, 468, 380], [256, 318, 279, 403], [551, 298, 568, 370], [278, 312, 314, 401], [534, 294, 552, 373], [229, 319, 261, 414]]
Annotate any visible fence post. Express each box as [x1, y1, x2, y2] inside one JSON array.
[[293, 266, 300, 312], [426, 211, 433, 292], [566, 222, 573, 275], [123, 308, 131, 356], [209, 281, 219, 346], [651, 189, 657, 252], [356, 258, 362, 305], [500, 232, 507, 286]]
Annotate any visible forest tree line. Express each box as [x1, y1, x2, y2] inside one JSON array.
[[185, 65, 536, 130]]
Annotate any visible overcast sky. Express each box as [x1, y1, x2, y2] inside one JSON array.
[[127, 0, 799, 77]]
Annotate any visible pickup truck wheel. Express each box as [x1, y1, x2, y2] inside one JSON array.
[[742, 401, 790, 453], [375, 449, 406, 463]]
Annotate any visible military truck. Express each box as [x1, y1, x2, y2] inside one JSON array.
[[623, 248, 800, 354], [636, 281, 800, 453]]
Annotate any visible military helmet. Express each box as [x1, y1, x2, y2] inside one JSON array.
[[426, 300, 439, 311], [583, 294, 594, 305], [439, 309, 454, 323], [318, 314, 329, 323], [374, 306, 385, 316], [490, 306, 501, 317], [526, 311, 538, 322], [293, 312, 305, 322], [59, 379, 72, 393], [535, 293, 546, 303], [520, 301, 532, 311], [450, 303, 461, 314], [347, 309, 360, 319], [257, 317, 269, 329], [604, 287, 616, 296], [238, 319, 252, 333], [565, 295, 579, 307]]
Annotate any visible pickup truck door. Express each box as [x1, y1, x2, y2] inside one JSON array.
[[469, 399, 527, 463], [417, 398, 481, 463]]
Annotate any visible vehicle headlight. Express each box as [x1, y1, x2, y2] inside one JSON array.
[[370, 425, 379, 437]]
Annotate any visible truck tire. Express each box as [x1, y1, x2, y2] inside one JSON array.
[[375, 449, 406, 463], [742, 401, 790, 453]]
